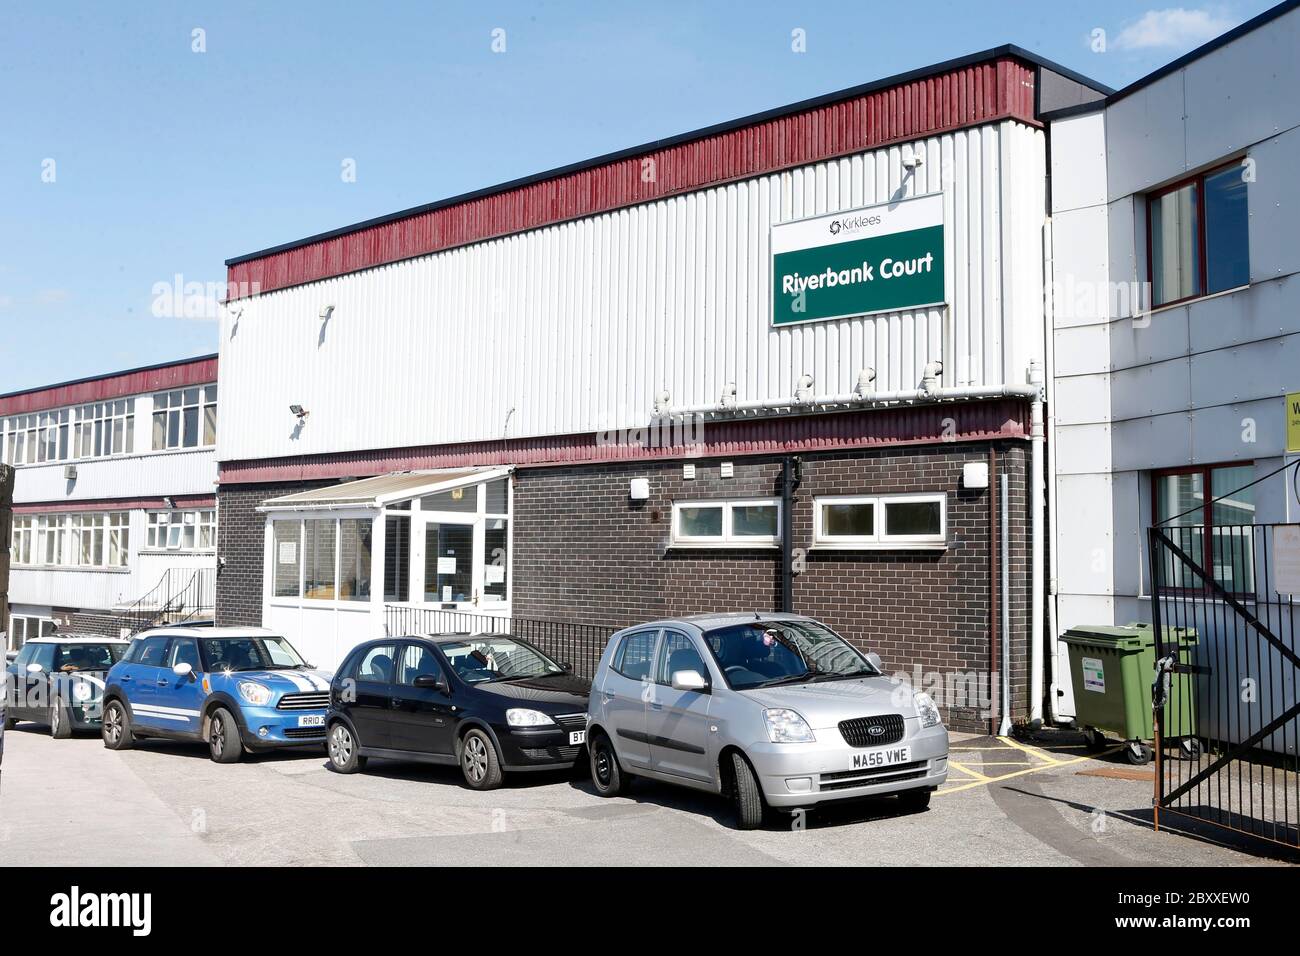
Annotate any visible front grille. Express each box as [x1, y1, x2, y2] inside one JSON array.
[[838, 714, 905, 747], [552, 713, 587, 730], [520, 745, 582, 762], [277, 693, 330, 711], [819, 760, 930, 791], [283, 727, 327, 739]]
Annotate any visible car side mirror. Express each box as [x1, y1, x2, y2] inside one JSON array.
[[560, 661, 574, 674], [865, 652, 883, 672], [26, 663, 43, 674], [671, 669, 709, 693], [414, 673, 449, 694], [172, 662, 194, 679]]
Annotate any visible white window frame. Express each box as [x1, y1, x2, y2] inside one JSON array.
[[152, 385, 217, 451], [671, 498, 781, 548], [10, 511, 129, 568], [813, 493, 947, 550], [268, 513, 375, 606], [146, 509, 216, 552]]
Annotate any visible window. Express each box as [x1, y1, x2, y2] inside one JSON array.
[[398, 644, 443, 685], [152, 385, 217, 450], [671, 499, 780, 546], [168, 638, 201, 672], [655, 631, 707, 685], [11, 512, 127, 568], [135, 637, 170, 668], [303, 519, 337, 600], [146, 510, 215, 550], [10, 516, 33, 565], [1, 412, 69, 465], [384, 515, 410, 602], [339, 518, 372, 602], [355, 645, 397, 683], [74, 400, 134, 459], [273, 520, 301, 597], [6, 615, 55, 652], [272, 516, 372, 603], [614, 630, 659, 680], [1154, 463, 1255, 593], [424, 524, 472, 603], [813, 494, 946, 547], [1148, 162, 1249, 307]]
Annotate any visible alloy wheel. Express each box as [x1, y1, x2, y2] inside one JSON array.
[[463, 735, 488, 783], [210, 719, 225, 758], [104, 706, 121, 744], [329, 725, 353, 766]]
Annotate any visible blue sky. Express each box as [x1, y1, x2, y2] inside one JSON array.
[[0, 1, 1274, 393]]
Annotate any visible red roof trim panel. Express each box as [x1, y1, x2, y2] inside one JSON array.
[[227, 59, 1040, 299], [0, 356, 218, 417], [218, 400, 1029, 485], [13, 494, 217, 514]]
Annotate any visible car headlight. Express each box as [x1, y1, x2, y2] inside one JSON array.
[[506, 708, 555, 728], [914, 692, 941, 728], [238, 681, 273, 707], [763, 708, 815, 743]]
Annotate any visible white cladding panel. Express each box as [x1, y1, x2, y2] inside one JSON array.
[[10, 447, 217, 505], [217, 122, 1047, 463]]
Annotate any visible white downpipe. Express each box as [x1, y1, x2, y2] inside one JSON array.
[[1029, 360, 1046, 727], [1043, 218, 1065, 725]]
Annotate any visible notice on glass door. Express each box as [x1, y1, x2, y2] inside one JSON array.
[[437, 557, 456, 575], [1273, 525, 1300, 595]]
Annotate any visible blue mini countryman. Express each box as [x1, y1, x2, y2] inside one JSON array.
[[102, 626, 332, 763]]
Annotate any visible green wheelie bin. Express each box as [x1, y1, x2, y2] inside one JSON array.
[[1061, 623, 1197, 765]]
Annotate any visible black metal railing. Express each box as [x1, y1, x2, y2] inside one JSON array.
[[1150, 522, 1300, 851], [114, 567, 217, 635], [383, 605, 617, 679]]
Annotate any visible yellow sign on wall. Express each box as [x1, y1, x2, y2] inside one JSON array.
[[1288, 392, 1300, 453]]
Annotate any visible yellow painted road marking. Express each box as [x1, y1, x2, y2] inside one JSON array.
[[935, 745, 1126, 795], [996, 735, 1062, 765], [946, 762, 990, 781]]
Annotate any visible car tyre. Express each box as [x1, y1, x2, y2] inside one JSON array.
[[327, 721, 367, 774], [459, 727, 504, 790], [101, 699, 134, 751], [50, 703, 72, 739], [208, 707, 243, 764], [729, 751, 766, 831], [898, 788, 931, 812], [4, 715, 18, 730], [589, 731, 629, 797]]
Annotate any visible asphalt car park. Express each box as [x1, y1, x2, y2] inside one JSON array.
[[1, 722, 1286, 867]]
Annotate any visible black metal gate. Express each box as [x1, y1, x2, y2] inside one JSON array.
[[1149, 521, 1300, 850]]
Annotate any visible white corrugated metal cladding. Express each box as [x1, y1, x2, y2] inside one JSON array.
[[217, 122, 1046, 463]]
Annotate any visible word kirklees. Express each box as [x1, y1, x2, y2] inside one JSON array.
[[780, 251, 936, 295]]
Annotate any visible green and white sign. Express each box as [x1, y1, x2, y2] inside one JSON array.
[[771, 192, 945, 326]]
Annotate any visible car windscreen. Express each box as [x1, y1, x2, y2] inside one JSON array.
[[438, 637, 562, 683], [701, 620, 876, 690], [200, 636, 306, 672], [54, 644, 124, 672]]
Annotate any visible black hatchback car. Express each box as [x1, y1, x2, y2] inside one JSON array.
[[326, 633, 592, 790]]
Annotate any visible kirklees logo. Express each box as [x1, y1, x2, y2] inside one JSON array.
[[49, 887, 152, 937], [827, 213, 881, 237]]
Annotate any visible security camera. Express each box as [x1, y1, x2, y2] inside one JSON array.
[[902, 152, 924, 170], [319, 304, 335, 320], [289, 404, 309, 420]]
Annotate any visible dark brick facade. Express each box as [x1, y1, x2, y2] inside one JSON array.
[[216, 442, 1033, 733], [511, 442, 1031, 732]]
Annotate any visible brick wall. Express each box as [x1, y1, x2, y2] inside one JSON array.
[[215, 443, 1034, 732], [512, 442, 1031, 732]]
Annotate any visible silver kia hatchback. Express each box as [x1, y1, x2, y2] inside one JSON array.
[[586, 613, 948, 828]]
